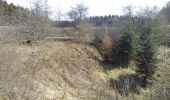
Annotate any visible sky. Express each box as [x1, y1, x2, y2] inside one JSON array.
[[6, 0, 169, 18]]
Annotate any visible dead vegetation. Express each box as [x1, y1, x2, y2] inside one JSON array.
[[0, 41, 106, 99], [0, 38, 170, 100], [0, 41, 139, 99], [0, 24, 169, 99]]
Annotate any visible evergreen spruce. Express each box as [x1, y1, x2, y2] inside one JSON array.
[[136, 25, 157, 86], [114, 25, 135, 67]]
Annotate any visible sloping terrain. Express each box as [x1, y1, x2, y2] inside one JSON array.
[[1, 41, 169, 100], [0, 42, 111, 100]]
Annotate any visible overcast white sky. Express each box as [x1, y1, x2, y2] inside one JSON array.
[[6, 0, 169, 17]]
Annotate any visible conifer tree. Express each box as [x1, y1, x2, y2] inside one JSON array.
[[115, 25, 135, 67], [136, 25, 156, 86], [135, 7, 158, 86], [113, 5, 136, 67]]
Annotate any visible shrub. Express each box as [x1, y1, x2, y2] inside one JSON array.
[[100, 33, 113, 61], [110, 74, 141, 96], [94, 28, 113, 62]]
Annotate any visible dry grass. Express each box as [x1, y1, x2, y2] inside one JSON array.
[[150, 46, 170, 100], [1, 40, 169, 100], [0, 26, 95, 43], [0, 41, 136, 100], [0, 41, 109, 100]]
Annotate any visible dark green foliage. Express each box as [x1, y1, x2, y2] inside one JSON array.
[[112, 25, 135, 67], [136, 26, 157, 86], [94, 25, 136, 67], [56, 21, 74, 27], [89, 15, 130, 27]]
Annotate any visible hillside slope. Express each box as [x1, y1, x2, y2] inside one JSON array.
[[0, 42, 170, 100], [0, 42, 112, 100]]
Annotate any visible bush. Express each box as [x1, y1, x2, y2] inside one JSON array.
[[94, 28, 113, 62], [110, 74, 141, 96], [94, 26, 135, 67], [100, 33, 113, 61]]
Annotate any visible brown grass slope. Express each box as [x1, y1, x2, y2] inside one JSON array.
[[0, 41, 112, 100], [1, 41, 169, 100]]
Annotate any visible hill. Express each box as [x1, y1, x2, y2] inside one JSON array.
[[0, 41, 112, 99], [0, 41, 138, 100], [0, 41, 169, 100]]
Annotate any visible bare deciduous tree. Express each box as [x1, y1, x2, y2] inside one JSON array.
[[123, 5, 135, 17], [136, 6, 159, 19], [18, 0, 51, 43], [68, 3, 88, 21], [55, 8, 63, 22], [68, 2, 88, 29]]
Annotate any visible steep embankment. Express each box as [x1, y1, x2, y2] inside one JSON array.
[[0, 42, 111, 100], [1, 42, 169, 100]]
